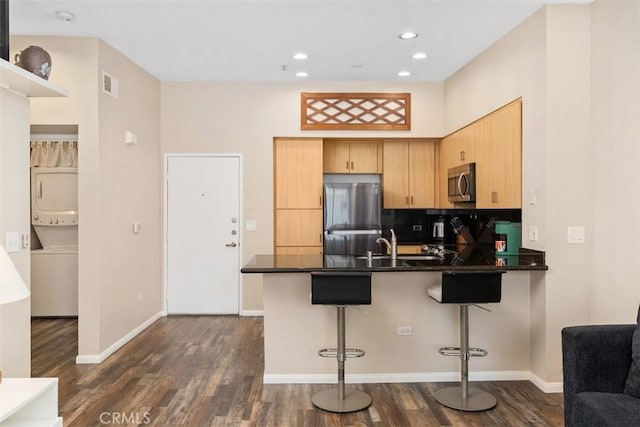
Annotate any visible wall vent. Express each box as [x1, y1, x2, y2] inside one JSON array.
[[102, 71, 119, 99]]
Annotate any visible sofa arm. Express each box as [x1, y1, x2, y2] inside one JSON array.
[[562, 324, 635, 427]]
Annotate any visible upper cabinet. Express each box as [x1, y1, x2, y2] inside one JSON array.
[[323, 139, 381, 173], [383, 140, 435, 209], [476, 100, 522, 208], [274, 138, 323, 209], [438, 99, 522, 209]]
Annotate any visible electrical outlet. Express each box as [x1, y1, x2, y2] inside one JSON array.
[[397, 326, 412, 336], [529, 225, 539, 242]]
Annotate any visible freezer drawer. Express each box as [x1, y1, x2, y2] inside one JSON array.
[[324, 232, 382, 256]]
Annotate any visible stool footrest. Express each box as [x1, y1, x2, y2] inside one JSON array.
[[318, 348, 366, 358], [438, 346, 488, 357]]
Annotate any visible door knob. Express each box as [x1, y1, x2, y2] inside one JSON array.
[[225, 242, 238, 247]]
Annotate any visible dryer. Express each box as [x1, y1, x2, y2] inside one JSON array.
[[30, 167, 78, 316]]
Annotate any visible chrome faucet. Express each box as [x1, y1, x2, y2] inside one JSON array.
[[376, 229, 397, 261]]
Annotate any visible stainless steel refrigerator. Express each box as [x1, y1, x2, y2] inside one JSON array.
[[323, 182, 382, 255]]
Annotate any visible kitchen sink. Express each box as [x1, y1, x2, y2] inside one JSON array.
[[355, 254, 443, 262], [397, 255, 442, 261]]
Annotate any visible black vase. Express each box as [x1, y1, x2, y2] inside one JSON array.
[[15, 46, 52, 80]]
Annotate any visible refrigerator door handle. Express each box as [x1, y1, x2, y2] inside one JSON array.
[[325, 230, 382, 235]]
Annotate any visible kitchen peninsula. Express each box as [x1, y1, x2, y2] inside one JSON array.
[[242, 247, 546, 385]]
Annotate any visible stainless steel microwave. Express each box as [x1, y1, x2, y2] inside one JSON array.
[[448, 163, 476, 203]]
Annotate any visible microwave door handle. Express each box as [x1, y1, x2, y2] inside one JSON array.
[[38, 179, 43, 199], [457, 173, 466, 198]]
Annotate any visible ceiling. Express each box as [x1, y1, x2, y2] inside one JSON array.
[[9, 0, 591, 82]]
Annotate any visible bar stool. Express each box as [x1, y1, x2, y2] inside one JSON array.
[[310, 271, 372, 413], [427, 270, 504, 412]]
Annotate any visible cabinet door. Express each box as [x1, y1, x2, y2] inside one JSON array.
[[408, 141, 435, 208], [275, 209, 323, 247], [479, 101, 522, 208], [275, 138, 323, 209], [323, 140, 350, 173], [382, 142, 409, 208], [438, 134, 456, 208], [349, 141, 379, 173]]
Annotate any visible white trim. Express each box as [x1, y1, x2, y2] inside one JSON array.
[[264, 370, 531, 385], [75, 311, 162, 364], [529, 372, 563, 393], [240, 310, 264, 317], [163, 153, 243, 315]]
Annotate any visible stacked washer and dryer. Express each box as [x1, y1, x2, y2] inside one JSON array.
[[30, 166, 78, 316]]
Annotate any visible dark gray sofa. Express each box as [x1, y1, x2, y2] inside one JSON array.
[[562, 308, 640, 427]]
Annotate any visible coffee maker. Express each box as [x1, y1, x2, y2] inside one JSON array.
[[428, 215, 453, 246]]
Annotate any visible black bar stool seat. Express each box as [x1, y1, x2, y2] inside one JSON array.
[[310, 271, 372, 413], [428, 270, 504, 412]]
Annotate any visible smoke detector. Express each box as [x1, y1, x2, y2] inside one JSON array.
[[55, 11, 76, 22]]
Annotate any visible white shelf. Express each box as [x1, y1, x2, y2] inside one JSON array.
[[0, 59, 68, 98], [0, 378, 62, 426]]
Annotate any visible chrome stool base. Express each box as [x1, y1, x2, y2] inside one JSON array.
[[312, 388, 372, 413], [434, 386, 497, 412]]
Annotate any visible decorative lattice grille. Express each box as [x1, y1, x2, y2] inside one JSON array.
[[301, 92, 411, 130]]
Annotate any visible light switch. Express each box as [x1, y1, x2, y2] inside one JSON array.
[[246, 220, 257, 231], [567, 226, 585, 244], [6, 232, 21, 252], [125, 130, 137, 145], [529, 225, 538, 242], [529, 188, 537, 205], [133, 222, 142, 234]]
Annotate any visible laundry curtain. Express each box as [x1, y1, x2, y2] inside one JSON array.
[[30, 141, 78, 167]]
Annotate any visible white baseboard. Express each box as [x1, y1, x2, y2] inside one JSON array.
[[264, 370, 531, 385], [75, 311, 163, 364], [240, 310, 264, 317], [529, 372, 563, 393]]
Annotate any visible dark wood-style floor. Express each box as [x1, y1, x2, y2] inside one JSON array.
[[31, 316, 564, 426]]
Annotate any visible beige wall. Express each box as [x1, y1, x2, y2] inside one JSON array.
[[444, 2, 639, 384], [590, 1, 640, 322], [161, 82, 443, 311], [97, 40, 162, 350], [0, 87, 31, 377], [12, 36, 162, 359]]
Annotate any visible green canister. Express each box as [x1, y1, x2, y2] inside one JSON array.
[[494, 221, 522, 256]]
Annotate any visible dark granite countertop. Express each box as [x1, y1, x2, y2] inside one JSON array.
[[241, 246, 547, 273]]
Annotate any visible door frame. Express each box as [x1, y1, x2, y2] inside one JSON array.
[[162, 153, 243, 315]]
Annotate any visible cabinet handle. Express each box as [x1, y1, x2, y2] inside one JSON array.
[[491, 191, 499, 203], [320, 196, 323, 207], [405, 196, 409, 205], [410, 196, 414, 205], [351, 161, 354, 170], [319, 233, 322, 243], [346, 160, 350, 170], [460, 151, 465, 161]]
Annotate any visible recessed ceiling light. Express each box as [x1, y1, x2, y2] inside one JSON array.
[[55, 11, 76, 22], [296, 71, 308, 77], [399, 32, 418, 40], [398, 71, 411, 77], [293, 52, 308, 60], [412, 52, 427, 60]]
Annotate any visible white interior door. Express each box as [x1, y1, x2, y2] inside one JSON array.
[[166, 155, 240, 314]]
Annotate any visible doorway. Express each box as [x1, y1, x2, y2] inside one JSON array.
[[164, 154, 242, 314]]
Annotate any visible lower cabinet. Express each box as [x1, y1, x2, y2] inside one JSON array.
[[274, 209, 323, 253]]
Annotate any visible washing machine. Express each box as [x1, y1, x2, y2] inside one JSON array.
[[30, 167, 78, 316]]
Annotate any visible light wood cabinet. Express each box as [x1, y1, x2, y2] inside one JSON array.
[[437, 99, 522, 208], [274, 138, 324, 254], [275, 209, 323, 247], [475, 101, 522, 208], [323, 139, 380, 173], [274, 138, 323, 209], [397, 245, 423, 254], [275, 246, 324, 255], [383, 140, 435, 208]]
